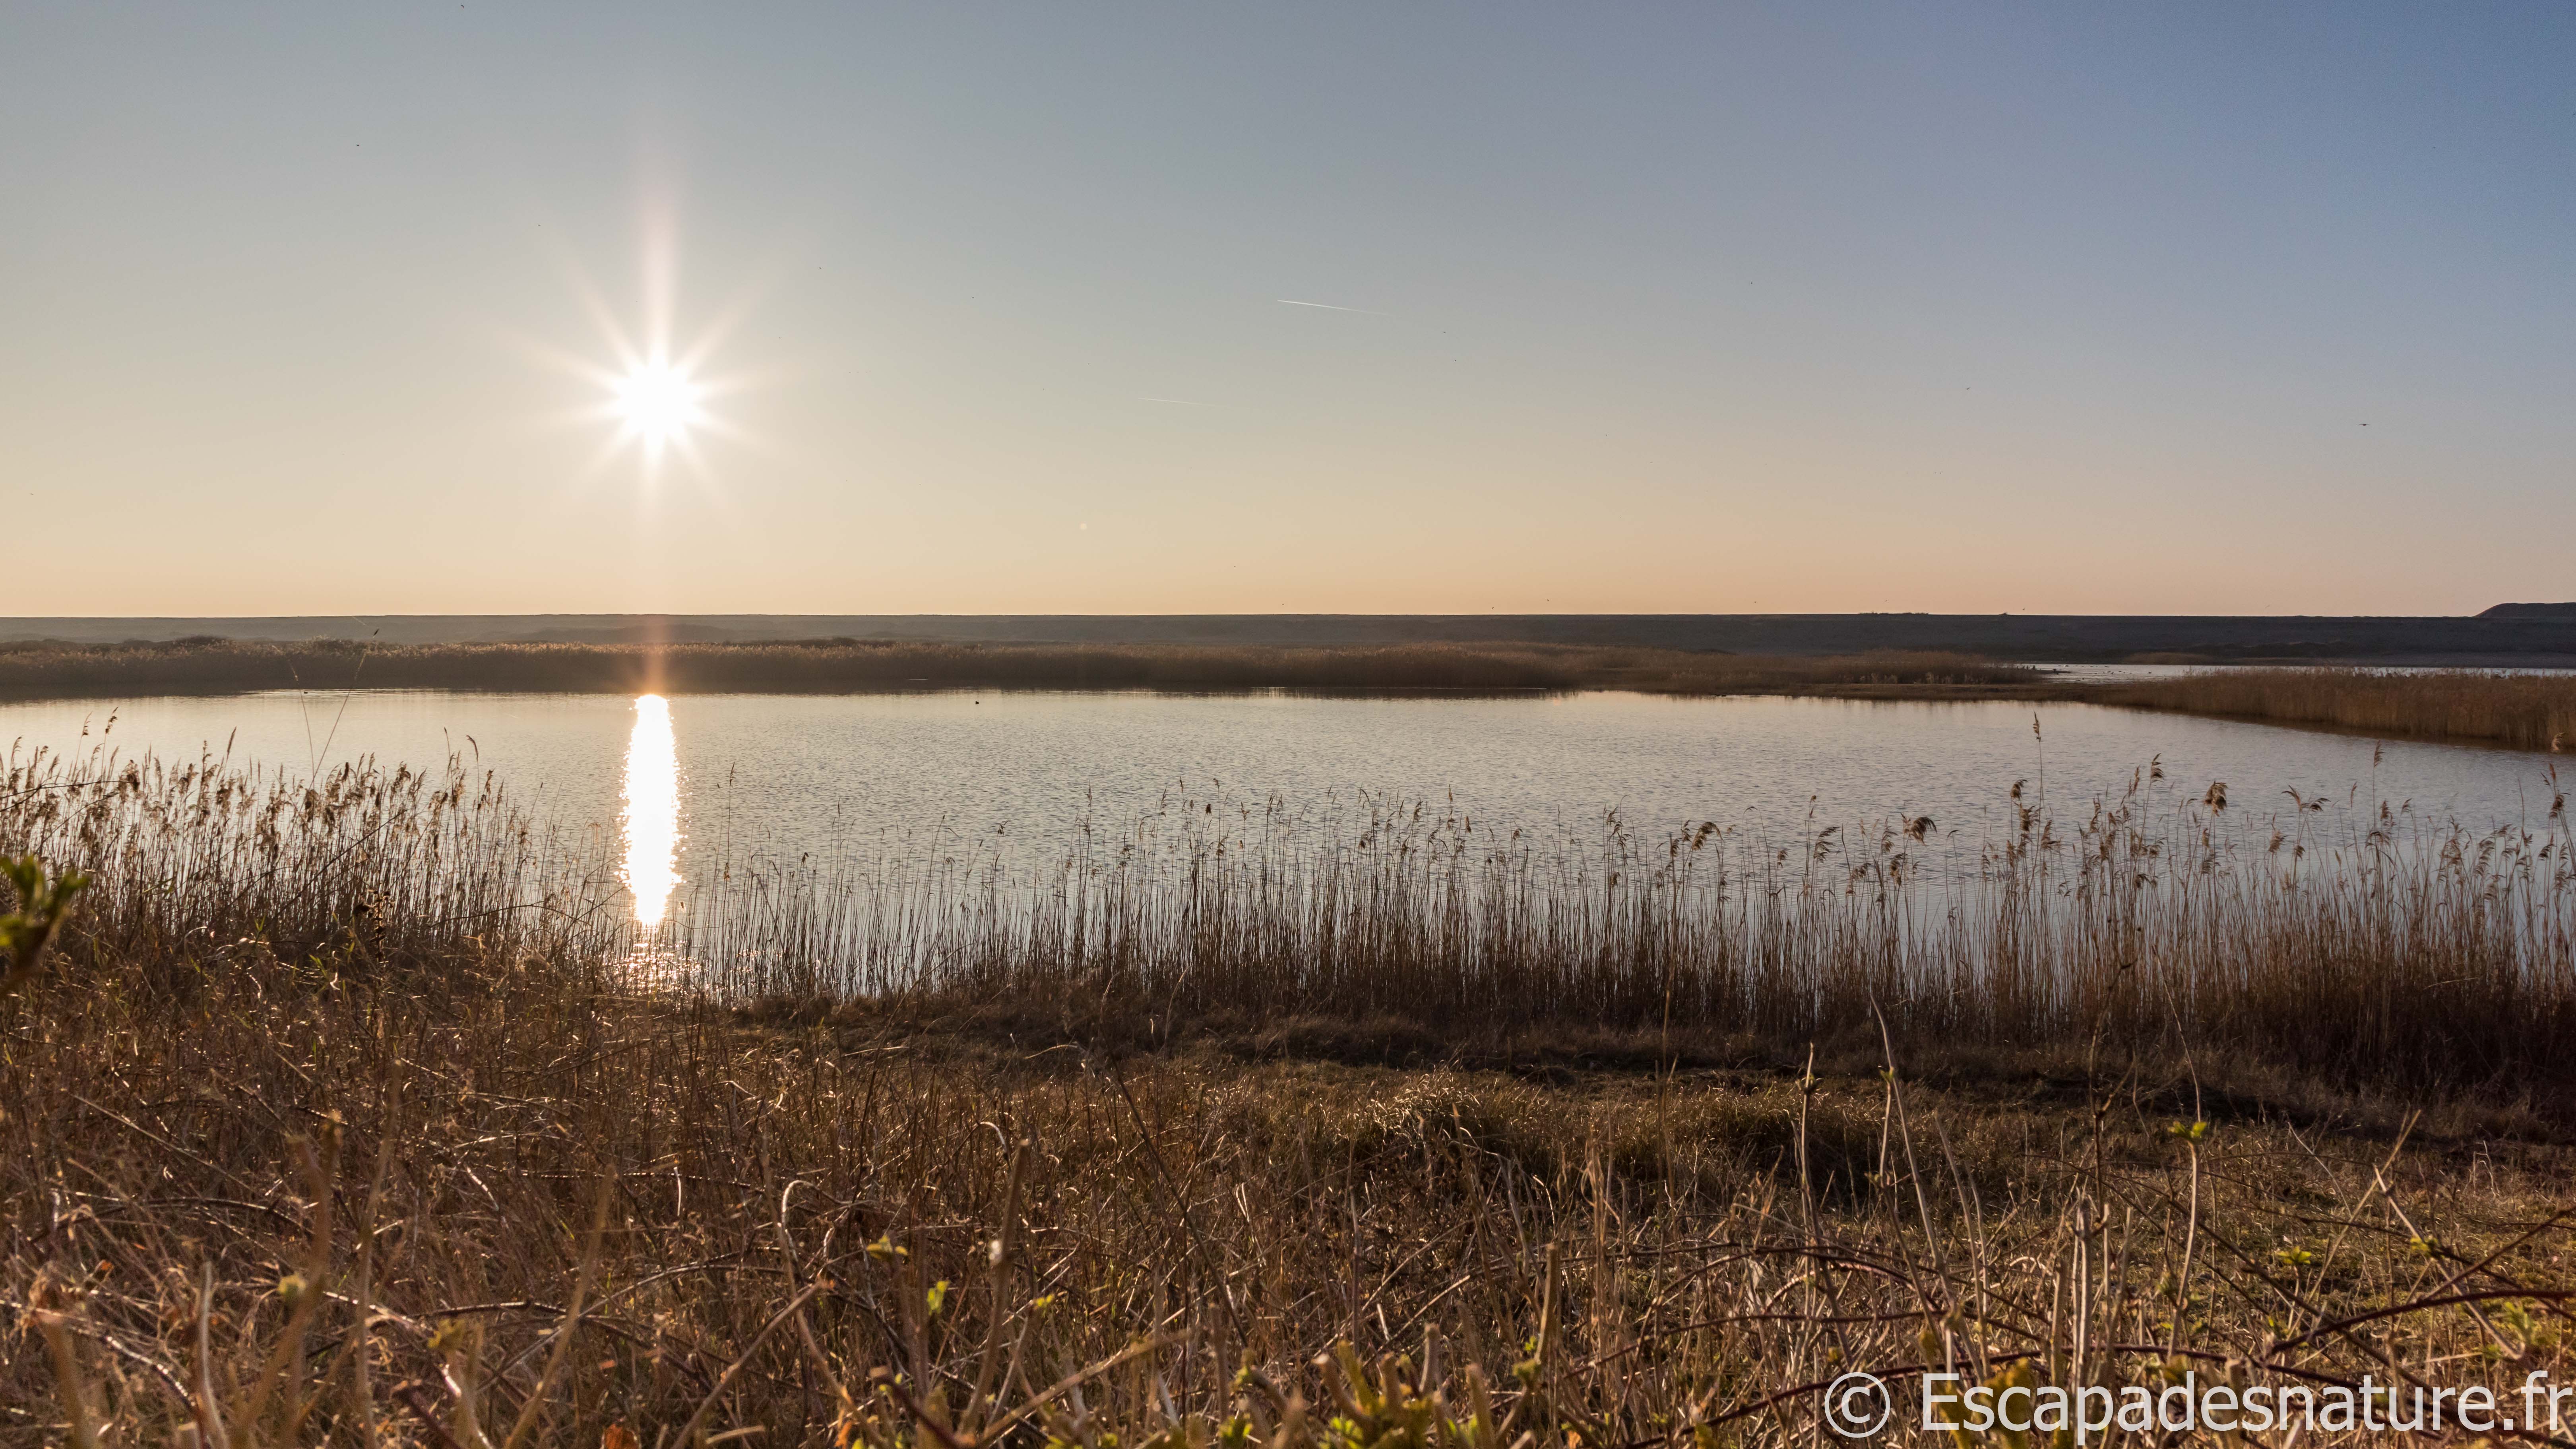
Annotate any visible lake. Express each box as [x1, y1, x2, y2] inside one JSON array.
[[6, 687, 2564, 932]]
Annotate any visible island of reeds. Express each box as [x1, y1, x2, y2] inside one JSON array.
[[6, 740, 2574, 1445], [0, 637, 2057, 700]]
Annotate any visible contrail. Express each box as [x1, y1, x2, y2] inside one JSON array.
[[1277, 298, 1390, 316]]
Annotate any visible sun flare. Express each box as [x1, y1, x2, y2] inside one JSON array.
[[611, 358, 706, 454], [520, 217, 763, 488]]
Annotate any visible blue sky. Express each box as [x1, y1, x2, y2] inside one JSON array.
[[6, 4, 2570, 614]]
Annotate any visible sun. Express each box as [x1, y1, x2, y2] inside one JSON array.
[[516, 214, 762, 489], [611, 357, 706, 455]]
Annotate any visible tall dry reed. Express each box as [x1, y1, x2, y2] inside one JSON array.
[[676, 773, 2576, 1093], [11, 743, 2572, 1092], [0, 744, 620, 987], [2103, 667, 2576, 752]]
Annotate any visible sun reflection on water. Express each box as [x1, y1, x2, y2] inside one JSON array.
[[621, 694, 682, 932]]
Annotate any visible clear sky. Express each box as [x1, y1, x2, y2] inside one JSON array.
[[6, 4, 2572, 616]]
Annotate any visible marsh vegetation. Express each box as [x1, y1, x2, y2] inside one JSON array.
[[2099, 667, 2576, 754], [5, 746, 2574, 1443], [0, 638, 2047, 699]]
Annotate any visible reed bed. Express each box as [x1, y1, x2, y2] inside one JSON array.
[[12, 741, 2575, 1091], [6, 753, 2576, 1445], [677, 771, 2576, 1095], [0, 638, 2040, 699], [0, 744, 621, 986], [2102, 667, 2576, 753]]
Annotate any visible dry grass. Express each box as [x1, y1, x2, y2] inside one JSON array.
[[673, 769, 2576, 1098], [5, 752, 2576, 1444], [0, 638, 2040, 699], [9, 922, 2574, 1446], [2101, 668, 2576, 753]]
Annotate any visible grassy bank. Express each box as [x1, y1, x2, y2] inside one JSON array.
[[12, 957, 2574, 1447], [5, 752, 2574, 1444], [2099, 667, 2576, 753], [0, 637, 2045, 699]]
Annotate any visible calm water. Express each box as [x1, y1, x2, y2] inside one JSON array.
[[7, 688, 2565, 921]]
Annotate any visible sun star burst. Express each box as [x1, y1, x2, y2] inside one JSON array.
[[611, 356, 706, 455]]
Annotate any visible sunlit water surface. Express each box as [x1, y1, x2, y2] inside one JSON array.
[[6, 688, 2566, 929], [621, 695, 682, 930]]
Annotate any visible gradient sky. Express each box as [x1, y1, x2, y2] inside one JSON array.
[[7, 4, 2572, 616]]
